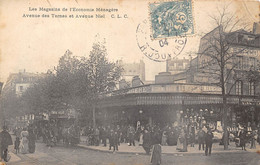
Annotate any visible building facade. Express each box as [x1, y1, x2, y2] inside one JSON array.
[[95, 24, 260, 129], [3, 70, 45, 96], [174, 25, 260, 96], [118, 59, 145, 83], [166, 57, 190, 75]]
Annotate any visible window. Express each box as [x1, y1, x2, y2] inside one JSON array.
[[235, 81, 243, 95], [249, 57, 256, 69], [238, 35, 243, 43], [237, 56, 243, 69], [178, 63, 183, 66], [19, 86, 23, 92], [249, 82, 255, 96], [244, 57, 249, 69]]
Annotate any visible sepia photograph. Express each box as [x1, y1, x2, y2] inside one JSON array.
[[0, 0, 259, 164]]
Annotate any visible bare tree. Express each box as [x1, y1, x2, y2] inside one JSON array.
[[194, 5, 255, 150]]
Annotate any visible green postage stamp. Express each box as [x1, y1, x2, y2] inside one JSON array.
[[149, 0, 195, 39]]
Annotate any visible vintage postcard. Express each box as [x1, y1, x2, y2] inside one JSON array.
[[0, 0, 259, 165]]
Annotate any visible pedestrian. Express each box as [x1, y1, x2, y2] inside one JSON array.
[[205, 128, 214, 156], [198, 127, 205, 150], [68, 124, 78, 146], [166, 130, 175, 146], [127, 125, 135, 146], [121, 125, 127, 143], [239, 128, 247, 151], [190, 124, 195, 147], [100, 126, 107, 147], [115, 125, 121, 146], [94, 127, 100, 146], [179, 127, 188, 152], [14, 136, 20, 154], [135, 125, 141, 142], [150, 141, 162, 165], [161, 131, 167, 146], [250, 130, 257, 149], [112, 130, 119, 151], [142, 129, 152, 154], [109, 130, 119, 152], [0, 125, 13, 162], [28, 128, 36, 153], [257, 127, 260, 145], [139, 126, 144, 146], [20, 128, 29, 154]]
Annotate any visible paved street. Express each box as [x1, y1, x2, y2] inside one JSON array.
[[6, 140, 260, 165]]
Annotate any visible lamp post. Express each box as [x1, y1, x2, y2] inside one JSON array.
[[139, 109, 143, 125], [180, 110, 183, 124]]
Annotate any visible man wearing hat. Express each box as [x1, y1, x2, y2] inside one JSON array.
[[0, 126, 13, 162], [205, 128, 214, 156]]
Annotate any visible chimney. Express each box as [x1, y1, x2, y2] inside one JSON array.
[[132, 76, 141, 87], [119, 79, 128, 89]]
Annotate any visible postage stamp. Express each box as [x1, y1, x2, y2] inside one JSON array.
[[149, 0, 194, 39], [136, 19, 187, 62]]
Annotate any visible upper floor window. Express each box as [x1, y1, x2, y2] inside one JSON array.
[[249, 81, 255, 96], [238, 35, 243, 43], [19, 86, 23, 92], [237, 56, 243, 69], [249, 57, 256, 69], [235, 81, 243, 95]]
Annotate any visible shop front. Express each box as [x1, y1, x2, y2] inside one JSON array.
[[97, 86, 260, 129]]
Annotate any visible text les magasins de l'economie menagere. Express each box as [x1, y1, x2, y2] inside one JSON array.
[[22, 7, 128, 19]]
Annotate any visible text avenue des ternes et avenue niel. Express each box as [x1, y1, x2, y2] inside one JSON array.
[[23, 7, 128, 19]]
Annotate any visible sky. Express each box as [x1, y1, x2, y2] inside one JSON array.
[[0, 0, 259, 82]]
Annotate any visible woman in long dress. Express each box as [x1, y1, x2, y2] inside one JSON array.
[[20, 128, 29, 154], [150, 142, 162, 165], [178, 127, 187, 152], [28, 129, 36, 153]]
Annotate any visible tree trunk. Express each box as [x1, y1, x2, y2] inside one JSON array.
[[92, 105, 96, 129], [223, 96, 228, 150]]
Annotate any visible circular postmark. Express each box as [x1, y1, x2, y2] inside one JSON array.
[[136, 19, 187, 62]]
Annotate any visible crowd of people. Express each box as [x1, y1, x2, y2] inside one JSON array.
[[0, 125, 36, 162], [13, 127, 36, 154], [14, 120, 80, 148], [80, 122, 214, 155], [80, 121, 260, 156], [1, 119, 259, 164]]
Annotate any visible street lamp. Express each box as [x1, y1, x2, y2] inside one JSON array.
[[180, 110, 183, 124]]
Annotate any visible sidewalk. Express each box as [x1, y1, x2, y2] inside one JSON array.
[[78, 136, 260, 155]]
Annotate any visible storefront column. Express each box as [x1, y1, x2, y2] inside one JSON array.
[[149, 117, 152, 126]]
